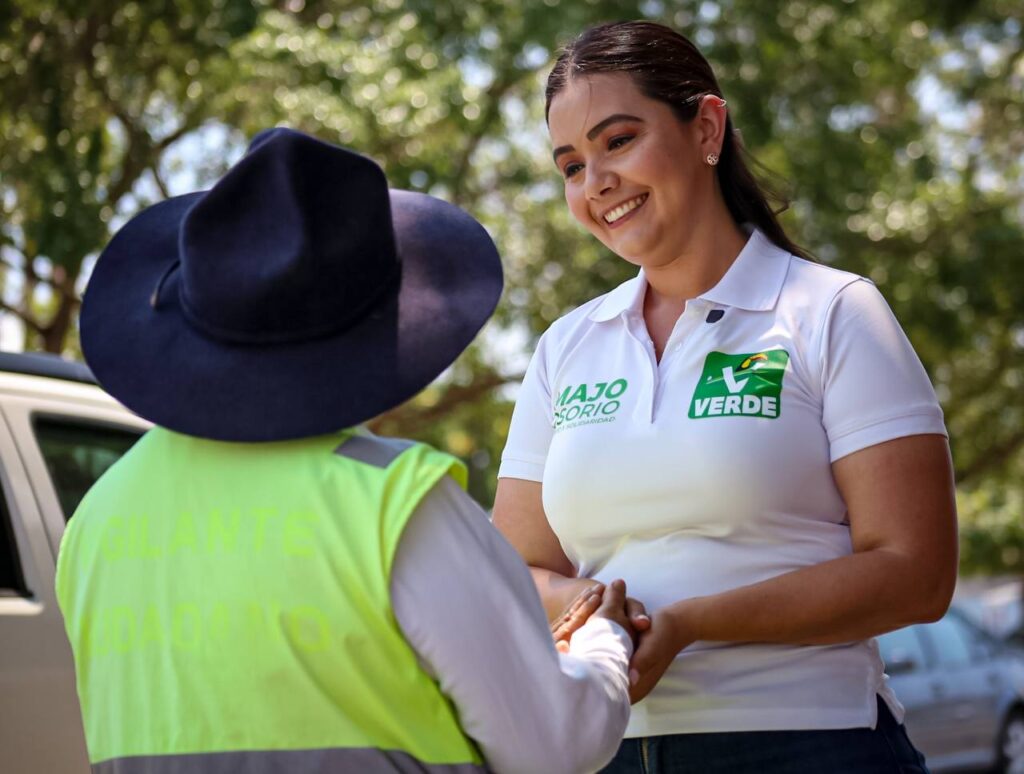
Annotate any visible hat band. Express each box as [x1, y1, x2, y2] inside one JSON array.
[[172, 261, 402, 346]]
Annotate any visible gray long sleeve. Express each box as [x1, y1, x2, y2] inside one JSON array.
[[390, 476, 632, 774]]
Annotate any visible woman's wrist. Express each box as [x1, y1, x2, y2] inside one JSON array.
[[665, 596, 704, 648], [529, 567, 598, 621]]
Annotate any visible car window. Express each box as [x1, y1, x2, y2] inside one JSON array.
[[0, 477, 28, 596], [33, 417, 142, 521], [877, 626, 927, 673], [947, 612, 998, 659], [922, 616, 974, 668]]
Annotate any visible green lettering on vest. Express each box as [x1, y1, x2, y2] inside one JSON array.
[[287, 605, 331, 652], [251, 508, 279, 553], [207, 508, 241, 552], [102, 517, 127, 561], [140, 604, 166, 648], [170, 512, 198, 554], [283, 511, 317, 556]]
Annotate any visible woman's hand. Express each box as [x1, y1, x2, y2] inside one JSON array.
[[552, 583, 604, 652], [551, 581, 651, 651], [628, 603, 695, 703]]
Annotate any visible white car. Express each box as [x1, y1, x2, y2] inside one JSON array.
[[0, 352, 150, 773], [879, 608, 1024, 773]]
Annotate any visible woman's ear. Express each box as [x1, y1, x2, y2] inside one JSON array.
[[695, 95, 729, 162]]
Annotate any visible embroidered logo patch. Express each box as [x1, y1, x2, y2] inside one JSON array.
[[688, 350, 789, 419]]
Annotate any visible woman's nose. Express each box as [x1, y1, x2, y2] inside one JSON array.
[[584, 163, 617, 200]]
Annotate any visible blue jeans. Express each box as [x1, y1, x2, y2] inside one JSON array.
[[599, 697, 930, 774]]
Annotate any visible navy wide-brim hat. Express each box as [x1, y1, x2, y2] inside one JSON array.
[[81, 128, 503, 442]]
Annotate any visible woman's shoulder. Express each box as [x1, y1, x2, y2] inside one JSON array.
[[783, 254, 870, 301], [777, 254, 902, 332]]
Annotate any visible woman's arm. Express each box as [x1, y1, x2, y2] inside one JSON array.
[[492, 477, 598, 620], [630, 433, 958, 702], [493, 477, 650, 637]]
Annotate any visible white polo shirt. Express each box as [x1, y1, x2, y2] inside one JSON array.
[[499, 228, 947, 737]]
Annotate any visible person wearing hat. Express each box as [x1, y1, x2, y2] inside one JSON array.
[[55, 128, 635, 774]]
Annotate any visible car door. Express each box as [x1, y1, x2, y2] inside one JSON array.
[[918, 614, 999, 765], [0, 392, 146, 773], [941, 613, 1006, 758], [0, 405, 94, 773], [878, 625, 948, 758]]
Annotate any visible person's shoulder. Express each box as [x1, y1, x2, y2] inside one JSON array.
[[785, 254, 868, 294], [779, 254, 879, 317]]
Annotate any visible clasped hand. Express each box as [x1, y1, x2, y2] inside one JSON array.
[[550, 581, 693, 704]]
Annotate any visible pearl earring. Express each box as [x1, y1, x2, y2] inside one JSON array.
[[706, 152, 720, 166]]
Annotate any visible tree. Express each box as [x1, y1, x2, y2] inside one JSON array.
[[1, 1, 1021, 534], [0, 0, 261, 351]]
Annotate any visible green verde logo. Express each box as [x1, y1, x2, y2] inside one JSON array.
[[689, 350, 789, 419], [553, 378, 628, 430]]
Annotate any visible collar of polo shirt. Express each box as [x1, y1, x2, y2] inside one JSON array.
[[587, 228, 792, 322]]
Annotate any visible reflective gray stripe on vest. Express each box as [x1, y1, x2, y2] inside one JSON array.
[[93, 747, 488, 774], [334, 434, 417, 468]]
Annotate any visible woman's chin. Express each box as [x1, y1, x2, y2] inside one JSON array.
[[609, 235, 660, 268]]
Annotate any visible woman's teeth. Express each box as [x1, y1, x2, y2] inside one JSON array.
[[604, 195, 647, 224]]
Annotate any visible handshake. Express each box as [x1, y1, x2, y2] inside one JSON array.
[[550, 579, 688, 704]]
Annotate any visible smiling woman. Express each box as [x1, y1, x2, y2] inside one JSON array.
[[492, 19, 956, 774]]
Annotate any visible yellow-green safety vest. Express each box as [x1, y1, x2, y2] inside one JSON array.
[[56, 426, 485, 773]]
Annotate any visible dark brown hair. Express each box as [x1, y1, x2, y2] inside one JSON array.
[[546, 20, 808, 259]]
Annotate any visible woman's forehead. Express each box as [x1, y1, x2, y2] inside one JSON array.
[[548, 73, 653, 142]]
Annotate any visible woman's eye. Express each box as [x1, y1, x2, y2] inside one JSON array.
[[563, 162, 583, 178], [608, 135, 634, 150]]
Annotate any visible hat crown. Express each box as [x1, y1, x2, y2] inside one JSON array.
[[178, 129, 398, 343]]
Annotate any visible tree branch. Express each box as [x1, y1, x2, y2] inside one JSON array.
[[156, 120, 195, 152], [0, 255, 24, 275], [956, 430, 1024, 485], [366, 371, 517, 435], [450, 69, 523, 206], [943, 344, 1017, 427], [152, 166, 171, 199], [0, 299, 45, 334]]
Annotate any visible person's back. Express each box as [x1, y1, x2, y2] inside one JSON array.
[[56, 128, 634, 774], [57, 427, 481, 770]]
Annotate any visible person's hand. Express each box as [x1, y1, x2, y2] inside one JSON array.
[[551, 580, 651, 652], [591, 579, 652, 646], [628, 604, 696, 704], [552, 583, 604, 652], [625, 596, 652, 639], [591, 578, 632, 635]]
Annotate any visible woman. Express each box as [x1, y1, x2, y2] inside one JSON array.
[[492, 20, 957, 774]]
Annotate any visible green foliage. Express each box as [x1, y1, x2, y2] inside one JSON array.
[[0, 0, 1021, 562], [0, 0, 261, 348]]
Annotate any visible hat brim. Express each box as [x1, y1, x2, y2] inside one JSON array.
[[80, 190, 503, 442]]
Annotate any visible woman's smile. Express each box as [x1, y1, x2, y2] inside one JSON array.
[[601, 194, 648, 228]]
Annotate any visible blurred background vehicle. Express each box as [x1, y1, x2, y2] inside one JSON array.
[[0, 352, 149, 772], [878, 607, 1024, 773]]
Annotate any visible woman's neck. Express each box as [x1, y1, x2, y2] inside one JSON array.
[[642, 215, 749, 304]]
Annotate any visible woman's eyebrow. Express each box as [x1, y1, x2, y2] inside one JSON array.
[[552, 113, 644, 162]]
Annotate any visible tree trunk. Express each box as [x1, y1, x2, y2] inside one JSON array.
[[40, 293, 77, 354]]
